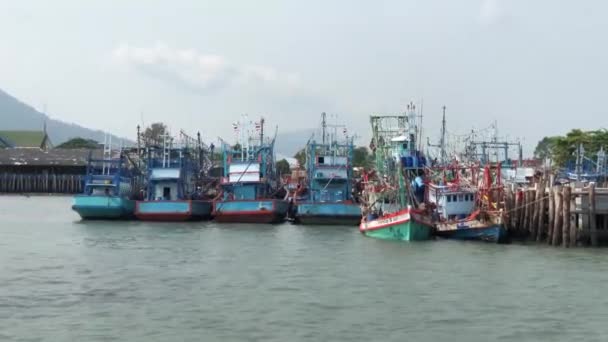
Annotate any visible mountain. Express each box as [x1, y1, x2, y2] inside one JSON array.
[[0, 88, 129, 146]]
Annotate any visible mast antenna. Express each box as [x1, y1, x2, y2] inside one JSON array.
[[321, 112, 327, 145]]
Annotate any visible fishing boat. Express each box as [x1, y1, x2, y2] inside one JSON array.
[[294, 113, 361, 225], [72, 138, 136, 220], [434, 210, 507, 242], [213, 117, 289, 223], [359, 104, 434, 240], [431, 164, 508, 243], [135, 132, 212, 221], [562, 144, 606, 183]]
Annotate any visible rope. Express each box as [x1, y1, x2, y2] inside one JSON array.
[[499, 193, 552, 216]]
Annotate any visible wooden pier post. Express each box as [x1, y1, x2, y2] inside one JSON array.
[[523, 190, 530, 234], [547, 186, 555, 244], [537, 184, 546, 242], [531, 184, 539, 239], [564, 186, 575, 247], [504, 187, 512, 231], [562, 186, 571, 247], [589, 183, 598, 247], [514, 190, 522, 234], [552, 186, 563, 246]]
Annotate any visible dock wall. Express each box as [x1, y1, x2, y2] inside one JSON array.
[[505, 180, 608, 247]]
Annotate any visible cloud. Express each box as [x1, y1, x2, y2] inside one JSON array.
[[479, 0, 506, 26], [111, 42, 301, 93]]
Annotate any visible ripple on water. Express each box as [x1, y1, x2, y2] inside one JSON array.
[[2, 196, 608, 341]]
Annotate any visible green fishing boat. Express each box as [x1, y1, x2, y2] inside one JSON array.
[[359, 103, 433, 241]]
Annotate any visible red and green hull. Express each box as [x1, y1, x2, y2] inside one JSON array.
[[359, 208, 433, 241]]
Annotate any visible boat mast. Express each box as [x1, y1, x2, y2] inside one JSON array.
[[137, 125, 142, 170], [440, 106, 447, 165], [322, 112, 327, 145], [259, 117, 265, 145]]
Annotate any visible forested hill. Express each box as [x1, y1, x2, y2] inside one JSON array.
[[0, 88, 128, 145]]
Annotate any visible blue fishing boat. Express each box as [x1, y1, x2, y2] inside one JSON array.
[[430, 164, 508, 243], [213, 117, 289, 223], [294, 113, 361, 225], [434, 210, 507, 243], [72, 141, 135, 220], [561, 144, 607, 183], [135, 132, 212, 221]]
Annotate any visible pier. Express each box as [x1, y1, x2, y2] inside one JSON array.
[[0, 172, 84, 194], [505, 179, 608, 247]]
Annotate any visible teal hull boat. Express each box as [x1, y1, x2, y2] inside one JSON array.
[[295, 202, 361, 225], [72, 195, 135, 220]]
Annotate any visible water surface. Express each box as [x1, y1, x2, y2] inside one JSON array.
[[1, 196, 607, 341]]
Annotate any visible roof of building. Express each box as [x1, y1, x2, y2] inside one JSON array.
[[0, 130, 51, 148], [0, 148, 102, 167]]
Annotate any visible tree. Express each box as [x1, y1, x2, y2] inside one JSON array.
[[143, 122, 167, 145], [276, 159, 291, 176], [294, 148, 306, 169], [56, 137, 99, 149], [353, 146, 372, 168], [534, 136, 559, 161], [534, 129, 608, 167]]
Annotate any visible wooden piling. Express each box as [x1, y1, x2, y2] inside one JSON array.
[[515, 190, 523, 235], [562, 186, 571, 247], [547, 186, 555, 244], [552, 186, 563, 246], [531, 185, 539, 238], [537, 184, 546, 242], [523, 190, 530, 234], [589, 183, 598, 247]]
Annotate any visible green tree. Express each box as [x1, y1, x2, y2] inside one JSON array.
[[276, 159, 291, 176], [56, 137, 99, 149], [353, 146, 372, 168], [534, 136, 559, 161], [143, 122, 167, 145], [294, 148, 306, 169], [534, 129, 608, 167]]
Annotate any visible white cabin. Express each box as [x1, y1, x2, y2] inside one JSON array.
[[150, 168, 181, 200], [428, 185, 476, 219]]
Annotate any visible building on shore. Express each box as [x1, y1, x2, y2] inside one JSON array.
[[0, 130, 53, 149], [0, 148, 100, 194]]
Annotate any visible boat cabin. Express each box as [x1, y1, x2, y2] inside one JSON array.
[[306, 142, 353, 203], [148, 168, 182, 200], [221, 145, 276, 201], [428, 185, 476, 220], [83, 154, 132, 198]]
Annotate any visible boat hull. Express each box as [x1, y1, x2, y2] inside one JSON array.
[[359, 208, 433, 241], [295, 202, 361, 225], [135, 200, 212, 221], [213, 199, 289, 223], [72, 195, 135, 220], [435, 223, 508, 243]]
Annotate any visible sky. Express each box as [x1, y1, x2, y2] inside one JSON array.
[[0, 0, 606, 156]]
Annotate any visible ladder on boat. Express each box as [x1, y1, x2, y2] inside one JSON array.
[[162, 134, 172, 168], [102, 134, 112, 175]]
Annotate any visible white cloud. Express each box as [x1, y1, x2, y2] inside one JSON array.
[[479, 0, 505, 26], [111, 42, 301, 93]]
